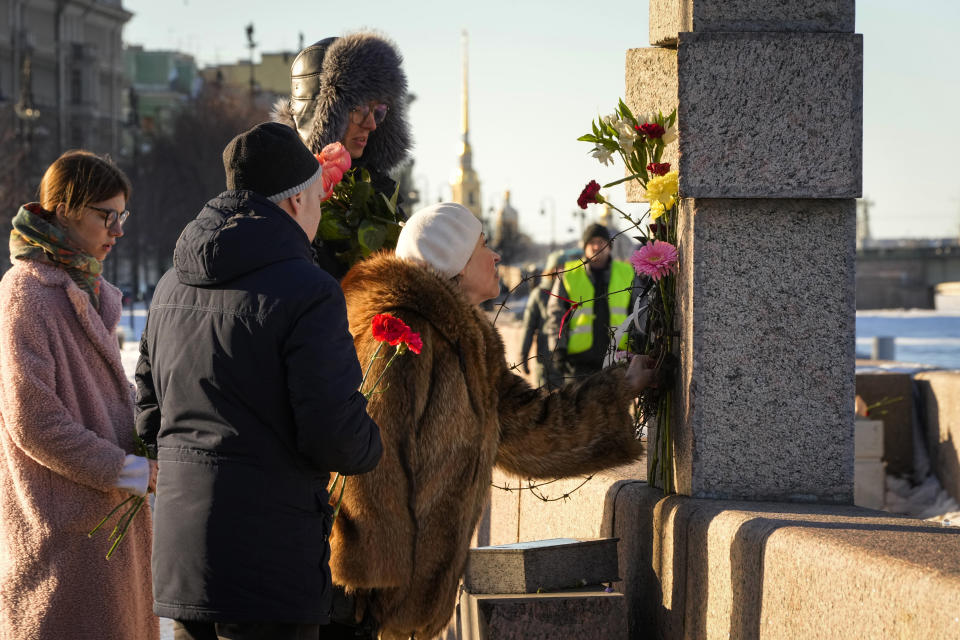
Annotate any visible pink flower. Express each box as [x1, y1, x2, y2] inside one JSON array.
[[577, 180, 603, 209], [317, 142, 352, 198], [630, 241, 679, 281]]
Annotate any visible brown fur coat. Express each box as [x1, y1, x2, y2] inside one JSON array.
[[337, 255, 642, 639]]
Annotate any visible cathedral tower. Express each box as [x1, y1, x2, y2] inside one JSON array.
[[450, 30, 482, 219]]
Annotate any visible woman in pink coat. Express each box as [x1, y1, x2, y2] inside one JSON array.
[[0, 151, 159, 640]]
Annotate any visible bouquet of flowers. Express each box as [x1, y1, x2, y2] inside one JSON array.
[[578, 101, 680, 493], [327, 313, 422, 522], [317, 147, 405, 270]]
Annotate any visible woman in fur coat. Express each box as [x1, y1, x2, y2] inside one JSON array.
[[273, 31, 412, 279], [335, 202, 655, 639], [0, 151, 158, 640]]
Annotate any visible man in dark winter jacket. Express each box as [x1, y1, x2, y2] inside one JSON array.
[[273, 31, 412, 279], [135, 122, 382, 640]]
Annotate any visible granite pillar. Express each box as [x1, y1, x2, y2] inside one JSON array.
[[626, 0, 862, 501]]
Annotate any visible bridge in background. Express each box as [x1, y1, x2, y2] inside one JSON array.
[[857, 244, 960, 309]]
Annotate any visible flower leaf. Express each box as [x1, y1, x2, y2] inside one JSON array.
[[357, 220, 387, 256], [602, 173, 644, 189], [318, 214, 351, 240], [618, 98, 636, 125]]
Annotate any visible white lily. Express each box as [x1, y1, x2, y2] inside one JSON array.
[[591, 144, 614, 166]]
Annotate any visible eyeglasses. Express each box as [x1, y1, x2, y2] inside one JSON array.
[[87, 205, 130, 228], [349, 102, 389, 125]]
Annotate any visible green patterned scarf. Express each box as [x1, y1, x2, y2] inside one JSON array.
[[9, 203, 102, 310]]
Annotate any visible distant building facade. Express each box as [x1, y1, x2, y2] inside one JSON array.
[[0, 0, 132, 168], [198, 50, 295, 99], [124, 46, 197, 135]]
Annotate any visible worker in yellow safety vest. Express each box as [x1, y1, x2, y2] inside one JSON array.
[[545, 223, 642, 381]]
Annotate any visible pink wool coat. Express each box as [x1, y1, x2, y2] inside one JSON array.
[[0, 260, 158, 640]]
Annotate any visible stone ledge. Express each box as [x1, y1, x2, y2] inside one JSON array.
[[915, 371, 960, 505], [608, 482, 960, 639], [650, 0, 855, 46], [458, 587, 627, 640]]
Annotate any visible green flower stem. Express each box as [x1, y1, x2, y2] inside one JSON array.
[[327, 472, 341, 494], [88, 494, 136, 538], [331, 475, 347, 520], [605, 202, 647, 236], [364, 347, 402, 400], [359, 342, 385, 395], [105, 496, 144, 560]]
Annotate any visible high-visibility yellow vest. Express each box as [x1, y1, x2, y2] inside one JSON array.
[[562, 260, 633, 354]]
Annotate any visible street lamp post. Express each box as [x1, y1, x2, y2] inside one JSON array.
[[539, 196, 556, 252], [245, 24, 257, 99]]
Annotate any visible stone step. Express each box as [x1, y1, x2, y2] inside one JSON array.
[[458, 587, 627, 640], [465, 538, 619, 595]]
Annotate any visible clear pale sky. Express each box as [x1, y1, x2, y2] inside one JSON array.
[[122, 0, 960, 243]]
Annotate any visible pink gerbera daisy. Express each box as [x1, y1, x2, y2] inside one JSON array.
[[630, 240, 679, 281]]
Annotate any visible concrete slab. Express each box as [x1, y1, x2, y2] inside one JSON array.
[[624, 48, 678, 203], [915, 371, 960, 504], [458, 587, 627, 640], [676, 32, 862, 198], [609, 483, 960, 640], [855, 372, 915, 476], [674, 198, 856, 501], [465, 538, 619, 594], [650, 0, 855, 46]]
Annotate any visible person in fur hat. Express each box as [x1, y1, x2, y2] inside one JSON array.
[[333, 202, 656, 639], [273, 31, 412, 279]]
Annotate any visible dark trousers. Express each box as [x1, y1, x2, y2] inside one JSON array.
[[173, 621, 320, 640]]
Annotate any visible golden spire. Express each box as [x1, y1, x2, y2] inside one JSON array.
[[450, 29, 481, 218]]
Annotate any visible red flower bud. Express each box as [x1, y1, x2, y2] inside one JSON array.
[[647, 162, 671, 176], [577, 180, 602, 210], [637, 123, 666, 139]]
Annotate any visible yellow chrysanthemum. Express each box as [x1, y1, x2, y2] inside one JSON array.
[[643, 170, 679, 208], [650, 200, 666, 220]]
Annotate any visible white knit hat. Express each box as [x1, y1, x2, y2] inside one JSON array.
[[395, 202, 482, 278]]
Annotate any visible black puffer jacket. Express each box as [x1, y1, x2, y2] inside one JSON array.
[[135, 190, 382, 623]]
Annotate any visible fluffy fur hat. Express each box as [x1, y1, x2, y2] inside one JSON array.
[[395, 202, 482, 279], [272, 31, 412, 174]]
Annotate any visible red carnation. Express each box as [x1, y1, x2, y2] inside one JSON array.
[[636, 123, 666, 139], [403, 330, 423, 355], [371, 313, 411, 346], [577, 180, 603, 209], [647, 162, 671, 176], [648, 222, 667, 236]]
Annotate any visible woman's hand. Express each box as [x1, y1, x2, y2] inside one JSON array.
[[624, 354, 657, 396]]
